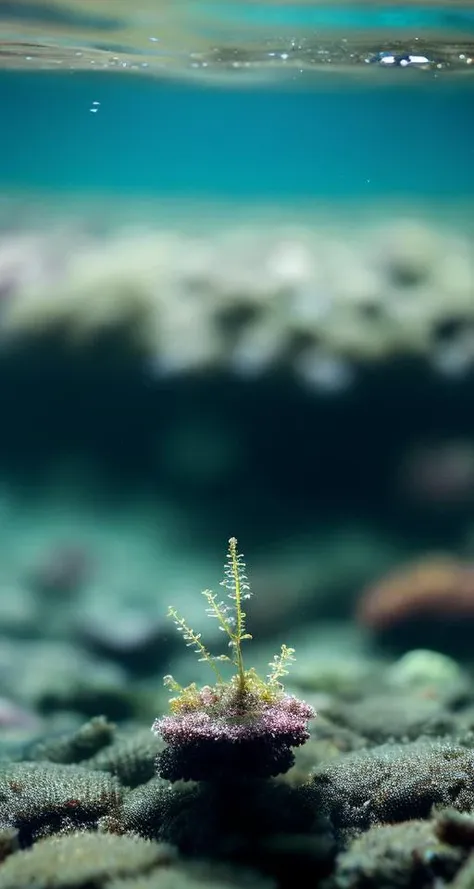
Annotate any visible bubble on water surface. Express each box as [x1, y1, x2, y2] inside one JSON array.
[[0, 1, 472, 81]]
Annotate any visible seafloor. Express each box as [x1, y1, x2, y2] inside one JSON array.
[[1, 206, 474, 888]]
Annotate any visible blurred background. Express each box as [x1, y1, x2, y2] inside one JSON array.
[[0, 0, 473, 738]]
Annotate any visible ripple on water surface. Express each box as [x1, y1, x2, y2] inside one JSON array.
[[0, 0, 473, 81]]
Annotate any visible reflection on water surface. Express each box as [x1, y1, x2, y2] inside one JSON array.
[[0, 0, 473, 80]]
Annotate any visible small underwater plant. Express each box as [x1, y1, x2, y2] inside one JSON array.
[[152, 537, 315, 782]]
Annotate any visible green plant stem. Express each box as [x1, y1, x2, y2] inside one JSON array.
[[229, 537, 246, 693]]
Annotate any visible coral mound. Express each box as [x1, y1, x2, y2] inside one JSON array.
[[154, 693, 314, 782]]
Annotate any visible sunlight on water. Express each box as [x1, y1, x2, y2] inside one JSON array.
[[0, 0, 473, 80]]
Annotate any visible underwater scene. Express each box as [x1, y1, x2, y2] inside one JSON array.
[[1, 1, 474, 887]]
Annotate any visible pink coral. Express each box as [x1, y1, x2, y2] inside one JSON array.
[[152, 694, 314, 782]]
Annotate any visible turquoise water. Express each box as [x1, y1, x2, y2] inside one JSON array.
[[1, 71, 473, 200], [197, 2, 474, 30]]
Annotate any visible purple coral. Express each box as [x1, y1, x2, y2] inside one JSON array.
[[152, 693, 314, 782]]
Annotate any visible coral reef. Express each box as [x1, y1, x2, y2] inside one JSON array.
[[0, 639, 131, 721], [26, 716, 115, 764], [118, 775, 171, 837], [1, 196, 474, 889], [0, 761, 122, 843], [312, 739, 474, 833], [2, 663, 474, 889], [435, 808, 474, 849], [106, 860, 275, 889], [2, 218, 473, 387], [0, 829, 18, 864], [323, 691, 456, 743], [332, 819, 464, 889], [0, 714, 331, 885], [87, 729, 162, 788], [0, 831, 174, 889], [0, 427, 473, 889]]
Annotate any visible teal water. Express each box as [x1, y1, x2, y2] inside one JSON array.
[[198, 1, 474, 30], [1, 71, 473, 201]]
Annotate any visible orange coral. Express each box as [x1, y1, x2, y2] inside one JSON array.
[[357, 556, 474, 630]]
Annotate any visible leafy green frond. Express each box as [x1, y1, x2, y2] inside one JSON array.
[[221, 536, 252, 647], [167, 606, 223, 682], [267, 645, 296, 686], [164, 537, 297, 710], [220, 537, 252, 688], [202, 589, 235, 638], [163, 674, 183, 694]]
